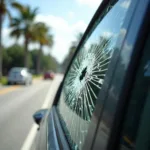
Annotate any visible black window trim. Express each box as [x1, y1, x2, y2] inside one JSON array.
[[47, 107, 70, 150], [106, 0, 150, 150], [89, 0, 150, 150]]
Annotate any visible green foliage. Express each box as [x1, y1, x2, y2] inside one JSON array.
[[10, 3, 38, 39], [3, 44, 24, 74], [0, 76, 8, 85], [2, 44, 59, 75], [31, 22, 54, 73], [10, 3, 39, 68], [0, 0, 12, 20], [0, 0, 14, 78], [0, 2, 56, 77], [32, 74, 42, 78], [3, 44, 33, 75], [42, 54, 58, 72], [30, 49, 58, 73], [32, 22, 49, 45]]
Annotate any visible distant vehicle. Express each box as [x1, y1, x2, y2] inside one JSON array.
[[43, 71, 55, 80], [33, 0, 150, 150], [8, 67, 32, 85]]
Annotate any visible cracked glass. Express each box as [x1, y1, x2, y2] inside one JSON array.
[[57, 0, 131, 149]]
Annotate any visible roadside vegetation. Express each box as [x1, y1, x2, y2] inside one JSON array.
[[0, 76, 7, 85], [2, 44, 58, 75], [0, 0, 82, 85], [0, 1, 57, 80]]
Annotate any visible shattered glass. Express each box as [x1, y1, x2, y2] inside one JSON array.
[[63, 38, 112, 120], [58, 37, 112, 149]]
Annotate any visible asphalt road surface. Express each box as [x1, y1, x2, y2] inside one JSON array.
[[0, 75, 62, 150]]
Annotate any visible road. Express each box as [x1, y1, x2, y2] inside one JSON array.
[[0, 75, 62, 150]]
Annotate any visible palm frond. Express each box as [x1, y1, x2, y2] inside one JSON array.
[[12, 2, 25, 12], [10, 17, 21, 27], [32, 7, 38, 16], [10, 28, 23, 39], [6, 8, 12, 22], [31, 22, 49, 43]]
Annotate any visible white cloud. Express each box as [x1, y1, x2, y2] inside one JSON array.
[[77, 0, 102, 9], [2, 28, 24, 47], [68, 11, 74, 19], [2, 28, 15, 46], [35, 14, 87, 62], [35, 15, 70, 33], [120, 0, 131, 9], [71, 20, 87, 32], [102, 31, 113, 38], [29, 43, 39, 50]]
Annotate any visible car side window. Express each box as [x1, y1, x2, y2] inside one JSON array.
[[119, 34, 150, 150], [57, 0, 131, 149]]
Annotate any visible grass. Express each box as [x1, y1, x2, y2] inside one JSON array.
[[0, 76, 8, 85], [32, 74, 42, 79]]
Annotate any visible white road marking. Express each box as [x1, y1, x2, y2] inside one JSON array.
[[21, 124, 38, 150], [21, 75, 63, 150]]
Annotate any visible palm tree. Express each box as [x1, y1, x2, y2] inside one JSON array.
[[10, 3, 38, 68], [0, 0, 12, 78], [32, 22, 53, 74]]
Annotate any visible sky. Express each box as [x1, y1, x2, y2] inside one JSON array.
[[2, 0, 102, 63]]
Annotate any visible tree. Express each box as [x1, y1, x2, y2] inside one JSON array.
[[42, 55, 58, 72], [32, 22, 53, 74], [2, 44, 32, 75], [2, 45, 58, 75], [30, 49, 58, 73], [10, 3, 38, 68], [0, 0, 12, 77]]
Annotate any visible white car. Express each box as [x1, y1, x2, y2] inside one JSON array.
[[8, 67, 32, 85]]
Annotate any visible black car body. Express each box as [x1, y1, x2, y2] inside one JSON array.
[[33, 0, 150, 150]]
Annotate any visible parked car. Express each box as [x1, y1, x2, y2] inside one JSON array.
[[8, 67, 32, 85], [43, 71, 55, 80], [33, 0, 150, 150]]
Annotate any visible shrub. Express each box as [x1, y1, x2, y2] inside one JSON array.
[[0, 76, 8, 85]]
